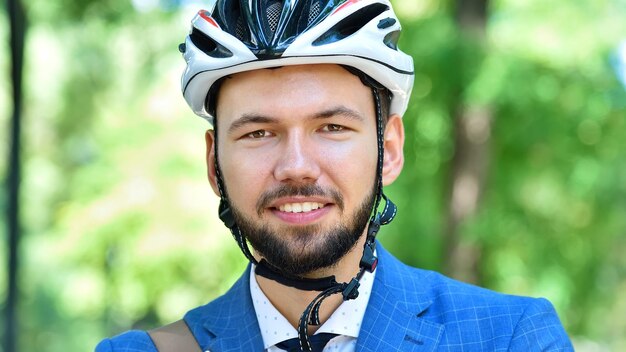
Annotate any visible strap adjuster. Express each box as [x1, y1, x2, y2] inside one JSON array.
[[342, 278, 360, 300]]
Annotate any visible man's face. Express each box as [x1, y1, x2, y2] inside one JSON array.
[[208, 64, 395, 276]]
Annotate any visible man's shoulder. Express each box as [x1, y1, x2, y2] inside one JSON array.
[[95, 267, 254, 352], [375, 245, 573, 350], [377, 244, 541, 310], [417, 267, 549, 318], [95, 330, 156, 352], [94, 297, 237, 352], [422, 270, 572, 349]]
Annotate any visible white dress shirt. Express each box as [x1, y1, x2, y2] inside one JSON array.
[[250, 265, 376, 352]]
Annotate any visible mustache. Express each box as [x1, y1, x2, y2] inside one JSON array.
[[256, 184, 344, 216]]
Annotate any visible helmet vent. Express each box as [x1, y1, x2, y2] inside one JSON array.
[[190, 27, 217, 53], [235, 15, 246, 40], [312, 3, 389, 46], [189, 27, 233, 58], [266, 1, 283, 34], [383, 30, 400, 50], [307, 1, 322, 27]]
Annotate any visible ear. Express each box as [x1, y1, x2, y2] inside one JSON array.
[[205, 130, 221, 196], [382, 114, 405, 186]]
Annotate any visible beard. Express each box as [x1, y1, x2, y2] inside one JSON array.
[[228, 183, 375, 277]]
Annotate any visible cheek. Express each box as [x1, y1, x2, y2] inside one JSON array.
[[320, 140, 378, 191], [218, 149, 273, 209]]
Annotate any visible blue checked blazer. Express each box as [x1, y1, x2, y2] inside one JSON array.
[[96, 243, 573, 351]]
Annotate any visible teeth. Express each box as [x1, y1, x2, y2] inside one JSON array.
[[278, 202, 325, 213]]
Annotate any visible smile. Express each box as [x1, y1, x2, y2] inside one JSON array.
[[278, 202, 325, 213]]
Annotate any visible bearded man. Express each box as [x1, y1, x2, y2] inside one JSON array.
[[96, 1, 573, 351]]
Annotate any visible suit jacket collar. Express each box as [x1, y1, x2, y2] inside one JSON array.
[[188, 243, 443, 351], [186, 265, 265, 351], [356, 244, 443, 351]]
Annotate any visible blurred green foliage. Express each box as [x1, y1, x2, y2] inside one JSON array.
[[1, 0, 625, 351]]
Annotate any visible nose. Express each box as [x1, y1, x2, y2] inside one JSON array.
[[273, 132, 321, 183]]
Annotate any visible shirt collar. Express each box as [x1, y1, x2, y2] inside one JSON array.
[[249, 265, 376, 349]]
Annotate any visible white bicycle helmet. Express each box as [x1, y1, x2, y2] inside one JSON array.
[[180, 0, 414, 124]]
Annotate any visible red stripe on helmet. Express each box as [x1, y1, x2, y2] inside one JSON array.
[[198, 10, 220, 28], [332, 0, 362, 15]]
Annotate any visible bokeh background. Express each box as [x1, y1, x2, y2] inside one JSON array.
[[1, 0, 625, 351]]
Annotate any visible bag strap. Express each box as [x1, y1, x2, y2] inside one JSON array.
[[148, 319, 202, 352]]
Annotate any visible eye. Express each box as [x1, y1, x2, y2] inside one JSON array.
[[245, 130, 272, 139], [321, 124, 345, 132]]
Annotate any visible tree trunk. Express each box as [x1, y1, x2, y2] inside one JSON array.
[[443, 0, 491, 284], [5, 1, 27, 352]]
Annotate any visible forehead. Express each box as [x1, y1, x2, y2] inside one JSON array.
[[215, 64, 373, 124]]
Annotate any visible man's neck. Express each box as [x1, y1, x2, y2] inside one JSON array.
[[254, 235, 367, 331]]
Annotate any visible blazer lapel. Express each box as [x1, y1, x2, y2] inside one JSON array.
[[186, 265, 264, 352], [356, 245, 444, 351]]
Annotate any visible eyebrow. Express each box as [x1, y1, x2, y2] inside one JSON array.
[[228, 114, 277, 134], [227, 106, 364, 134], [312, 106, 364, 122]]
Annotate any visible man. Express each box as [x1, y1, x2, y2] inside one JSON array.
[[97, 0, 573, 351]]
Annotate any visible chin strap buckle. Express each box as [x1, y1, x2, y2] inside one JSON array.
[[360, 241, 378, 273], [342, 278, 361, 301], [360, 216, 380, 273]]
